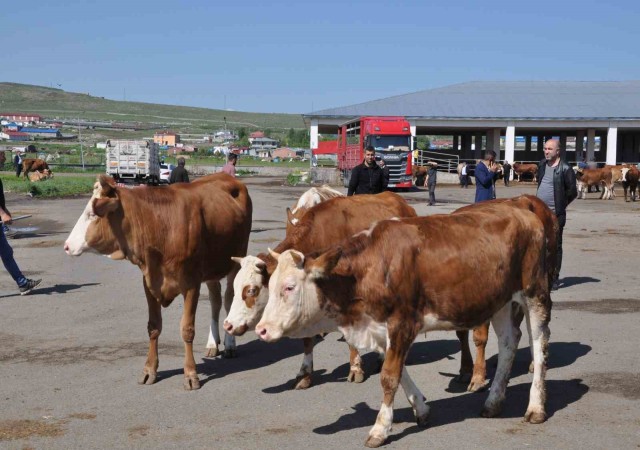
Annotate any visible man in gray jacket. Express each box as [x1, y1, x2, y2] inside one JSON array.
[[536, 139, 577, 290]]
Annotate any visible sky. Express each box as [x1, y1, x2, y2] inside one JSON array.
[[2, 0, 639, 114]]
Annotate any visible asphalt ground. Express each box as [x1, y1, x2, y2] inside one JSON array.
[[1, 177, 639, 449]]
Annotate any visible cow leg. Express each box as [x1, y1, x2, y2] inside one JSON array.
[[400, 367, 429, 427], [205, 280, 222, 358], [294, 337, 314, 390], [523, 297, 550, 424], [139, 279, 162, 386], [347, 345, 365, 383], [468, 323, 489, 392], [181, 287, 200, 390], [455, 330, 473, 384], [481, 302, 522, 418], [222, 270, 238, 358]]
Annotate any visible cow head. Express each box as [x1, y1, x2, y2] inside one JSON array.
[[255, 248, 342, 342], [64, 175, 122, 258], [223, 255, 270, 335]]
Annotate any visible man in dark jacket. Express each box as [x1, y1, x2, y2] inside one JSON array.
[[426, 161, 438, 205], [169, 157, 190, 184], [347, 147, 384, 196], [377, 159, 390, 190], [536, 139, 577, 290]]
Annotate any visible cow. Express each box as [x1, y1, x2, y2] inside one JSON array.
[[575, 167, 613, 199], [0, 151, 5, 170], [256, 203, 551, 447], [602, 164, 630, 199], [224, 191, 417, 389], [28, 169, 53, 182], [64, 173, 252, 390], [622, 166, 639, 202], [22, 158, 52, 180], [412, 165, 428, 186], [512, 162, 538, 182], [285, 185, 344, 233], [454, 195, 558, 392]]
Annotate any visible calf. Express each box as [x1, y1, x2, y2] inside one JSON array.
[[513, 162, 538, 182], [622, 166, 639, 201], [257, 204, 551, 447], [64, 174, 252, 390], [224, 192, 417, 389], [22, 158, 52, 180], [576, 167, 613, 199]]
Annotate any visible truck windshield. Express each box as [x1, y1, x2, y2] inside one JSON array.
[[369, 135, 410, 150]]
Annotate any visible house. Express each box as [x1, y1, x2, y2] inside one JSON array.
[[154, 131, 180, 146], [20, 128, 61, 139], [249, 137, 278, 157], [248, 131, 265, 143], [272, 147, 297, 160], [0, 113, 42, 124], [2, 122, 20, 132], [0, 131, 30, 141]]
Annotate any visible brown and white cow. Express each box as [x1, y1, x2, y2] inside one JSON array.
[[224, 191, 417, 389], [512, 162, 538, 182], [285, 185, 344, 234], [64, 173, 252, 390], [22, 158, 52, 180], [622, 166, 639, 202], [257, 204, 551, 447], [454, 195, 558, 392], [28, 169, 53, 182], [576, 167, 613, 199]]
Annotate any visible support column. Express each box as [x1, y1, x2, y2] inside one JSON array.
[[486, 128, 501, 153], [310, 119, 319, 150], [453, 135, 459, 152], [525, 135, 532, 153], [505, 123, 515, 165], [606, 125, 617, 165], [462, 133, 473, 159], [537, 135, 544, 155], [576, 130, 585, 159], [586, 129, 596, 162], [474, 132, 483, 160]]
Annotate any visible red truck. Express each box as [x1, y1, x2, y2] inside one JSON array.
[[337, 116, 413, 189]]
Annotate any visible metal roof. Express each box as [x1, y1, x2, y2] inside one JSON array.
[[305, 81, 640, 120]]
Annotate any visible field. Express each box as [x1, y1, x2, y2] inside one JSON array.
[[0, 180, 639, 449]]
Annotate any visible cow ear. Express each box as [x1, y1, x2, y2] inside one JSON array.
[[98, 175, 117, 197], [290, 251, 304, 268], [253, 259, 267, 275], [92, 197, 119, 217], [286, 207, 295, 225], [308, 247, 343, 280]]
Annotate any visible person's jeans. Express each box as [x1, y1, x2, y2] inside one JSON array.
[[555, 213, 566, 282], [0, 225, 26, 287], [428, 183, 436, 205]]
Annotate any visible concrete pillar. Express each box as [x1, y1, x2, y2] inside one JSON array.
[[576, 130, 585, 158], [310, 119, 319, 150], [462, 133, 473, 159], [537, 135, 544, 157], [453, 135, 459, 152], [486, 128, 501, 154], [409, 120, 417, 151], [474, 132, 483, 160], [634, 133, 640, 161], [505, 124, 515, 165], [606, 126, 618, 165], [525, 135, 532, 152], [559, 132, 567, 160], [586, 129, 596, 162]]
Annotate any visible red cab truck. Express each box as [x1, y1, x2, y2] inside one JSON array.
[[337, 116, 413, 189]]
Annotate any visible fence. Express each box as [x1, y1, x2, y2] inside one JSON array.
[[415, 149, 459, 173]]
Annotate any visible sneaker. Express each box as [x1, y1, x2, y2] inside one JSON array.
[[19, 278, 42, 296]]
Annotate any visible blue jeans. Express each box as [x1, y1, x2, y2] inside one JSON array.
[[0, 225, 26, 287]]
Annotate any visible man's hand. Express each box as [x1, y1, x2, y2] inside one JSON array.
[[0, 210, 12, 225]]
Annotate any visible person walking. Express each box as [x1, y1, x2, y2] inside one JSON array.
[[14, 153, 23, 178], [426, 162, 438, 205], [536, 139, 577, 290], [347, 147, 384, 196], [222, 153, 238, 177], [503, 160, 512, 187], [1, 178, 42, 295], [474, 150, 500, 202], [460, 162, 469, 188], [169, 157, 190, 184]]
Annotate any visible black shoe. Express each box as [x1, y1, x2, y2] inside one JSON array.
[[551, 280, 560, 291], [19, 279, 42, 296]]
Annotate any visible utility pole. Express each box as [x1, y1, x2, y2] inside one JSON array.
[[78, 116, 85, 170]]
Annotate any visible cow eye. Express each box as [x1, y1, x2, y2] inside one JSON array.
[[284, 285, 295, 293], [248, 287, 258, 296]]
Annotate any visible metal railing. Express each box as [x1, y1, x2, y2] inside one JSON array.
[[416, 149, 459, 172]]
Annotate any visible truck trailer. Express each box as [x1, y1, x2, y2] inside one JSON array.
[[106, 140, 160, 185]]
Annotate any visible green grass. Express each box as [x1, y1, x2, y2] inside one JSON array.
[[1, 174, 95, 198]]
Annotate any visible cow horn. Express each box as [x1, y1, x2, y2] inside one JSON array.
[[268, 248, 281, 260], [231, 256, 244, 265]]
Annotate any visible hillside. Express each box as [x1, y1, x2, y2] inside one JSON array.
[[0, 82, 305, 131]]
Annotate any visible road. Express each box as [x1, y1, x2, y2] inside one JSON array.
[[0, 178, 639, 449]]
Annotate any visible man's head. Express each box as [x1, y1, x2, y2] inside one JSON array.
[[177, 157, 186, 167], [484, 150, 496, 162], [364, 146, 375, 166], [228, 153, 238, 166], [543, 139, 561, 163]]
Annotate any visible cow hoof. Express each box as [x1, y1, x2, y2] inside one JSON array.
[[365, 435, 386, 448], [467, 378, 488, 392], [294, 375, 312, 390], [524, 409, 546, 424], [480, 404, 502, 418], [222, 348, 236, 359], [138, 371, 157, 385], [183, 375, 201, 391], [347, 369, 365, 383], [205, 347, 220, 358], [416, 412, 429, 428], [528, 361, 534, 373], [454, 372, 472, 384]]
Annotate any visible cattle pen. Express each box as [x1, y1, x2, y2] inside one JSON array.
[[0, 177, 639, 449]]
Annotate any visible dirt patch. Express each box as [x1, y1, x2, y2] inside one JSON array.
[[23, 239, 66, 249], [67, 413, 96, 420], [128, 425, 150, 439], [265, 428, 289, 434], [553, 298, 640, 314], [251, 237, 280, 244], [581, 372, 640, 400], [0, 418, 66, 441]]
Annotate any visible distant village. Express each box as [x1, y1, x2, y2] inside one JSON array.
[[0, 112, 311, 162]]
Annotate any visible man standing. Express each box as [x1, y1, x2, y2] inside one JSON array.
[[169, 157, 190, 184], [1, 178, 41, 295], [377, 158, 390, 190], [222, 153, 238, 177], [536, 139, 577, 290], [426, 161, 438, 206], [347, 147, 384, 196], [14, 153, 23, 178], [460, 162, 469, 188], [474, 150, 500, 202], [503, 160, 512, 187]]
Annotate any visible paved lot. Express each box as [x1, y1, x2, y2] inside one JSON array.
[[1, 177, 639, 449]]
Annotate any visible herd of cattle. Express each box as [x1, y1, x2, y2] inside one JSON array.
[[63, 173, 563, 447]]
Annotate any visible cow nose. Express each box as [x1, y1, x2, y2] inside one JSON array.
[[64, 242, 70, 253], [223, 321, 233, 333], [256, 327, 268, 339]]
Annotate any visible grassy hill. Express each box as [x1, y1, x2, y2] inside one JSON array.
[[0, 82, 305, 131]]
